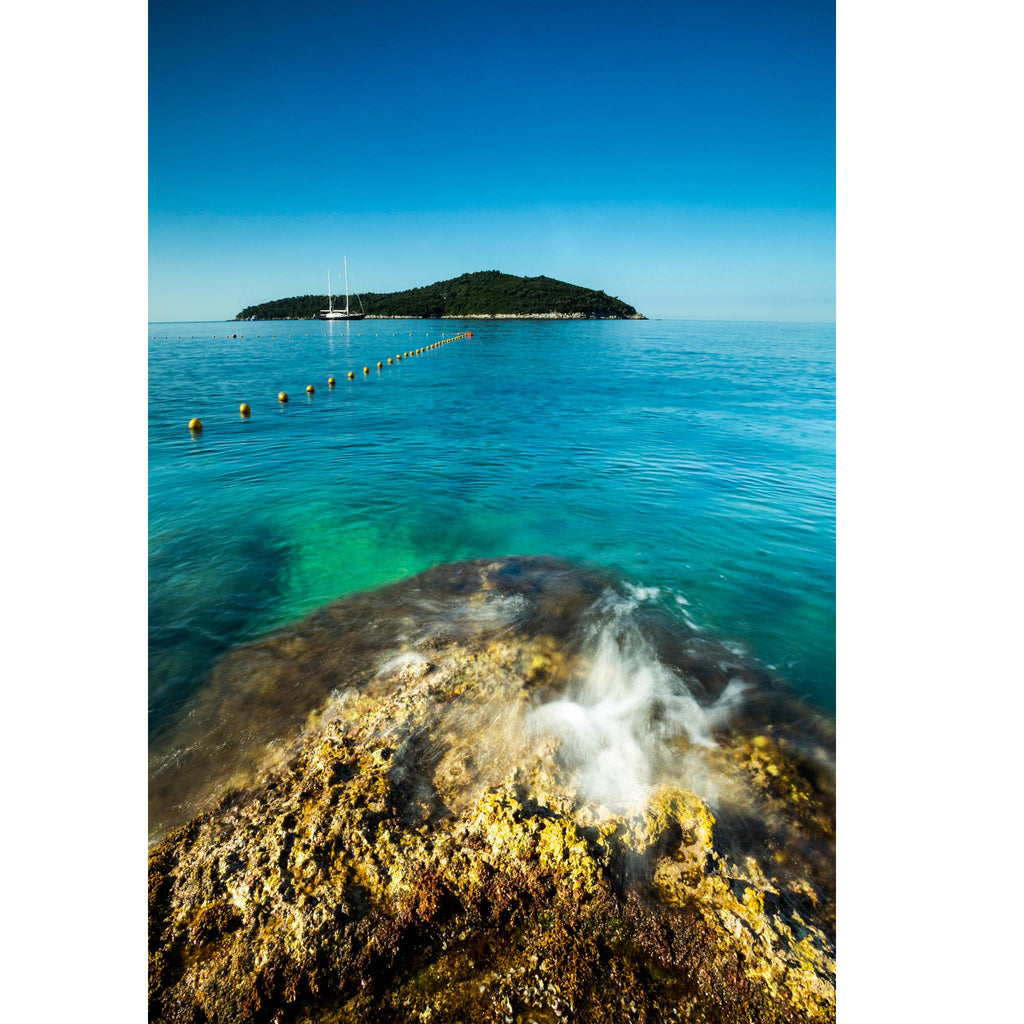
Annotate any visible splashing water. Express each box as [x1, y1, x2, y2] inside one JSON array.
[[527, 589, 748, 813], [149, 557, 824, 841]]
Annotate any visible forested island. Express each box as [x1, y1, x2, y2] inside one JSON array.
[[235, 271, 645, 320]]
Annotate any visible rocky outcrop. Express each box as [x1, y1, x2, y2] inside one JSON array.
[[149, 557, 834, 1023]]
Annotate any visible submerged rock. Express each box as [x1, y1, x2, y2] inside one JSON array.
[[149, 557, 834, 1023]]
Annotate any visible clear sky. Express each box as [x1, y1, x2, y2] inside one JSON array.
[[149, 0, 834, 322]]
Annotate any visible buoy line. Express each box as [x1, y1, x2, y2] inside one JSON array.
[[186, 331, 473, 431]]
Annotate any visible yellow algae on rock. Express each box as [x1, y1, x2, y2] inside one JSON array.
[[624, 785, 716, 857], [148, 556, 835, 1024]]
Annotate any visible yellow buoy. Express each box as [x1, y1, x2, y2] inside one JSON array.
[[388, 357, 393, 364], [396, 354, 401, 361], [239, 403, 251, 416], [307, 384, 315, 394], [363, 366, 369, 374], [348, 371, 355, 379], [377, 361, 383, 369], [328, 376, 336, 386], [279, 392, 289, 403], [188, 418, 203, 432]]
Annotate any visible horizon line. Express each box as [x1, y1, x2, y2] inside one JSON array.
[[148, 316, 836, 326]]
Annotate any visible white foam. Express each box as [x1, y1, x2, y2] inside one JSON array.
[[376, 650, 430, 676], [678, 608, 704, 633], [526, 591, 747, 814], [448, 592, 528, 632]]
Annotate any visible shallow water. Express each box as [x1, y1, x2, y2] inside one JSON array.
[[148, 555, 832, 844], [149, 318, 834, 737]]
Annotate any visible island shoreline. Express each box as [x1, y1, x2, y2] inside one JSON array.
[[240, 312, 647, 321]]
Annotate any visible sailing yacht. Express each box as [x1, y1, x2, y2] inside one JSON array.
[[319, 258, 365, 320]]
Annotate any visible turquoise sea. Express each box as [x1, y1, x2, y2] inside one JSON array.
[[149, 318, 834, 742]]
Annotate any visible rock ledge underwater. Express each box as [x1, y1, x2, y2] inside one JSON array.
[[149, 557, 835, 1023]]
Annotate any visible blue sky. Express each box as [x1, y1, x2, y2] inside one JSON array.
[[149, 0, 834, 322]]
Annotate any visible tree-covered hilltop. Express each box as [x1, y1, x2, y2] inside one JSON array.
[[235, 271, 644, 320]]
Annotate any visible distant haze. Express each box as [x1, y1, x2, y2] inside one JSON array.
[[149, 0, 834, 323]]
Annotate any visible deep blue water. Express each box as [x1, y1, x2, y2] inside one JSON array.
[[149, 318, 834, 731]]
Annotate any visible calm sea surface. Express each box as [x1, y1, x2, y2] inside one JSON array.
[[149, 319, 834, 736]]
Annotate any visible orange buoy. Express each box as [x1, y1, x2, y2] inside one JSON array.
[[239, 403, 251, 416], [279, 392, 289, 403], [307, 384, 315, 394], [188, 418, 203, 432]]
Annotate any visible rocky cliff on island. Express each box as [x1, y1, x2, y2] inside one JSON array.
[[149, 557, 834, 1024]]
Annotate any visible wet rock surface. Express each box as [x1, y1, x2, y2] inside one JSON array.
[[149, 557, 835, 1023]]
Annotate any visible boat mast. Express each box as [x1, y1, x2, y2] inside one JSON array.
[[327, 270, 334, 314], [344, 256, 350, 316]]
